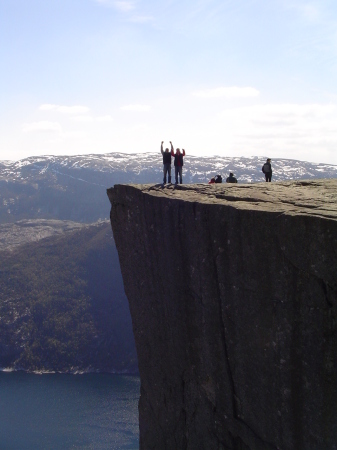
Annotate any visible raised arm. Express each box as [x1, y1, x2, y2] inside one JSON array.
[[182, 149, 186, 156], [161, 141, 164, 155], [170, 141, 174, 155]]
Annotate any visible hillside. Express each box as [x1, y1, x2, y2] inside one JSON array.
[[0, 221, 137, 373]]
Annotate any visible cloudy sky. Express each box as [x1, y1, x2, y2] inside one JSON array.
[[1, 0, 337, 163]]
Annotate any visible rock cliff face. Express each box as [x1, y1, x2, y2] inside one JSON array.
[[107, 180, 337, 450]]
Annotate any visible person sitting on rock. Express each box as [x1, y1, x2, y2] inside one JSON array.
[[262, 158, 272, 182], [161, 141, 172, 184], [226, 172, 237, 183], [171, 143, 186, 184]]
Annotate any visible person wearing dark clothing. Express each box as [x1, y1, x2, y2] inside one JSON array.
[[226, 173, 237, 183], [171, 143, 186, 184], [209, 174, 222, 184], [161, 141, 172, 184], [262, 158, 272, 182]]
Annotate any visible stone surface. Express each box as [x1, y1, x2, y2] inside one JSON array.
[[108, 180, 337, 450]]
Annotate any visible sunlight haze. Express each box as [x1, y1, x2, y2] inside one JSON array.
[[1, 0, 337, 164]]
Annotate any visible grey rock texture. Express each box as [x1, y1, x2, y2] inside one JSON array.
[[108, 180, 337, 450]]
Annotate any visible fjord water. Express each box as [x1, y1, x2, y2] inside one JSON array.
[[0, 372, 139, 449]]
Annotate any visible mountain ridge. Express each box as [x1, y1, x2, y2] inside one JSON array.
[[1, 152, 336, 225], [1, 151, 337, 374], [2, 152, 337, 184]]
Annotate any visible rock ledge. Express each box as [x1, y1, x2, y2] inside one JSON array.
[[108, 180, 337, 450]]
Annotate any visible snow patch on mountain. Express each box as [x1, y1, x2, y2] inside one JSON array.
[[0, 152, 337, 184]]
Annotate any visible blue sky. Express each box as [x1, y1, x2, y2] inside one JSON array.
[[1, 0, 337, 163]]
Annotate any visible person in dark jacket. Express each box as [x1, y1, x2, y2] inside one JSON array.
[[171, 143, 186, 184], [226, 172, 237, 183], [262, 158, 272, 182], [161, 141, 172, 184]]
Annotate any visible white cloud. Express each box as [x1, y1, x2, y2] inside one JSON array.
[[283, 1, 321, 23], [22, 121, 62, 133], [192, 86, 260, 99], [96, 115, 114, 122], [95, 0, 135, 12], [70, 114, 114, 122], [114, 1, 135, 12], [39, 104, 90, 114], [299, 3, 320, 21], [214, 103, 337, 158], [121, 104, 151, 112], [70, 115, 95, 123], [129, 15, 154, 23], [64, 131, 88, 139], [218, 103, 336, 124]]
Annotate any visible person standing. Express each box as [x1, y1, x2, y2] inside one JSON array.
[[171, 142, 186, 184], [262, 158, 272, 182], [161, 141, 172, 184], [226, 172, 237, 183]]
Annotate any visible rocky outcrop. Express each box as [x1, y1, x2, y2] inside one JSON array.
[[108, 180, 337, 450]]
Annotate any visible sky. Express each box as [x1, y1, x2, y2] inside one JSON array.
[[1, 0, 337, 164]]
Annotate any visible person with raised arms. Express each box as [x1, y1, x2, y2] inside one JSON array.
[[160, 141, 173, 184], [170, 142, 186, 184]]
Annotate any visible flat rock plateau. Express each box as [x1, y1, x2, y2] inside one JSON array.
[[108, 179, 337, 450]]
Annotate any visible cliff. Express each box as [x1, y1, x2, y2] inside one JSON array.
[[107, 180, 337, 450]]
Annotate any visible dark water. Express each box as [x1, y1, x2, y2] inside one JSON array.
[[0, 371, 140, 450]]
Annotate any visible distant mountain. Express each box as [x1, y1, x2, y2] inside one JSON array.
[[1, 151, 336, 373], [0, 221, 137, 373], [0, 219, 86, 251], [1, 153, 336, 224]]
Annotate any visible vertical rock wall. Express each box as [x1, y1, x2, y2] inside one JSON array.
[[108, 181, 337, 450]]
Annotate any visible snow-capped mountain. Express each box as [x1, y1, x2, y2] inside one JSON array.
[[1, 152, 336, 374], [1, 152, 337, 183], [1, 152, 336, 223]]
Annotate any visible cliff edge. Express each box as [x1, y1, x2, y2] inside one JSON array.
[[107, 180, 337, 450]]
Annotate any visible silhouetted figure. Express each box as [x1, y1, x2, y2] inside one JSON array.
[[209, 174, 222, 184], [226, 172, 237, 183], [171, 143, 185, 184], [161, 141, 172, 184], [262, 158, 272, 182]]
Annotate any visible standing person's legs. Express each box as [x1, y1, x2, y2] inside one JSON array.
[[163, 163, 171, 183], [178, 166, 183, 184], [168, 165, 171, 183], [267, 173, 271, 182], [175, 166, 179, 184]]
